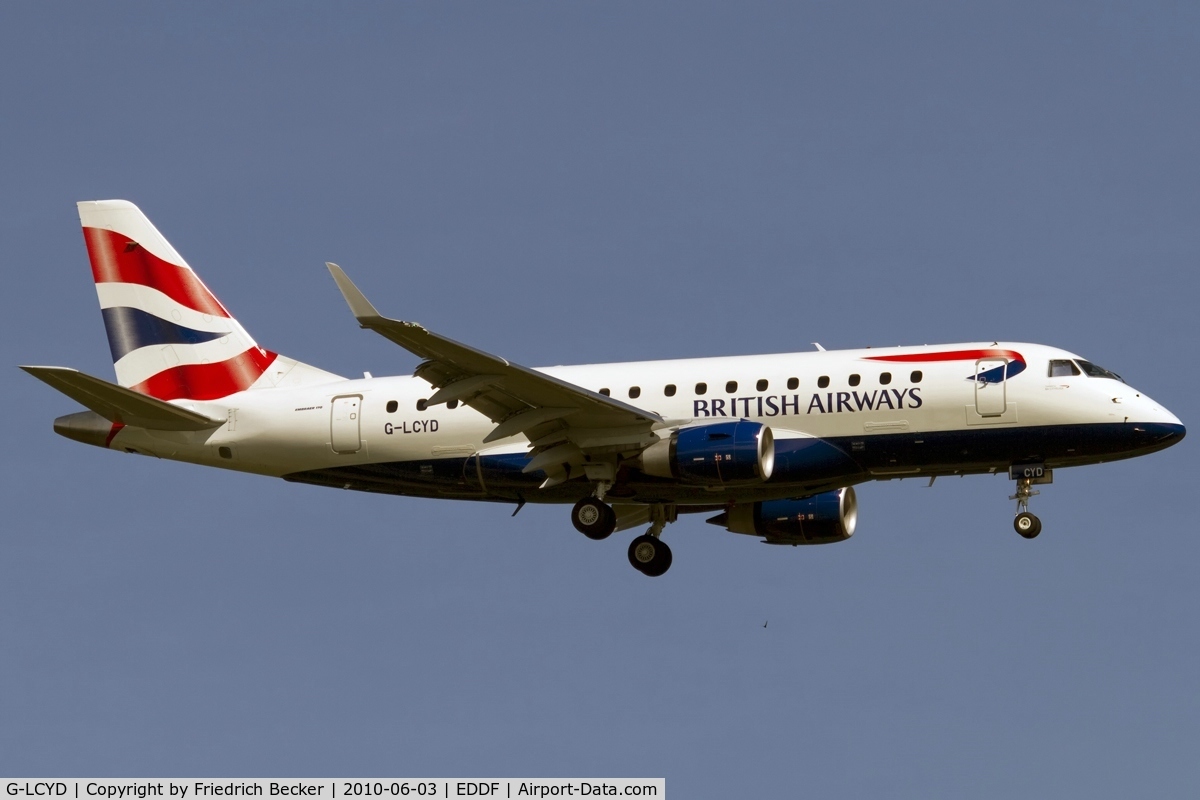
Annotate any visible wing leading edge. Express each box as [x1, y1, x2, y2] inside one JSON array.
[[326, 263, 665, 486]]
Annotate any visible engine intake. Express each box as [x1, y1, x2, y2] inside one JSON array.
[[640, 421, 774, 485], [707, 487, 858, 544]]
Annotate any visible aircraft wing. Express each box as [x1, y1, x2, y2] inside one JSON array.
[[327, 264, 664, 481]]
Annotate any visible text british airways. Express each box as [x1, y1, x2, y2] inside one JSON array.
[[693, 388, 922, 418]]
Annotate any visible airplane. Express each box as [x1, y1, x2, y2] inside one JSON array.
[[22, 200, 1186, 576]]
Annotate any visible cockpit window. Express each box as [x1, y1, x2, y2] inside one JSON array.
[[1075, 360, 1124, 382], [1048, 359, 1080, 378]]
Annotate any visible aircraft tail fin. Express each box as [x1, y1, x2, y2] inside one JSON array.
[[77, 200, 340, 400]]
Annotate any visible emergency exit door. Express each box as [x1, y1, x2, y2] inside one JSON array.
[[974, 359, 1007, 417], [331, 395, 362, 453]]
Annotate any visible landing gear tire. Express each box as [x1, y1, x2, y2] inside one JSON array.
[[1014, 512, 1042, 539], [628, 534, 672, 577], [572, 497, 616, 540]]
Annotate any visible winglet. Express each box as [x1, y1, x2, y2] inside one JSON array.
[[326, 262, 382, 322]]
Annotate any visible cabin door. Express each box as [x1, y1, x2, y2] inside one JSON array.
[[331, 395, 362, 453], [974, 359, 1008, 417]]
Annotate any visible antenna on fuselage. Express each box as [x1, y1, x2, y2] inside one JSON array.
[[812, 343, 826, 351]]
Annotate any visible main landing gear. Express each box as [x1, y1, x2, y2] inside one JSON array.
[[628, 534, 672, 577], [571, 496, 616, 540], [627, 504, 674, 578], [1010, 474, 1043, 539], [571, 489, 675, 577]]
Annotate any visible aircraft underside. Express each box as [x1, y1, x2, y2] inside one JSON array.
[[277, 421, 1183, 575], [284, 421, 1182, 505]]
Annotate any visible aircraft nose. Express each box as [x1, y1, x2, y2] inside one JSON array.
[[1146, 399, 1184, 433], [1158, 420, 1186, 447], [1134, 404, 1185, 450], [1119, 391, 1185, 452], [1126, 389, 1183, 426]]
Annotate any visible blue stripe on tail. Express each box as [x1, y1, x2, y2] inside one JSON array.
[[100, 306, 226, 362]]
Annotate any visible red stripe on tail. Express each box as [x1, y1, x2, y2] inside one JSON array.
[[83, 227, 231, 318], [130, 348, 278, 401]]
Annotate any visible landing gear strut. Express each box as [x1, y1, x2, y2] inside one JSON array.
[[1010, 476, 1042, 539]]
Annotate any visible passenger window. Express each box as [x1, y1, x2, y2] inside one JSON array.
[[664, 384, 677, 397], [910, 370, 923, 383], [416, 399, 428, 411], [726, 381, 738, 393], [599, 388, 610, 396], [817, 376, 830, 389], [629, 386, 641, 399], [879, 372, 892, 385], [787, 377, 799, 390], [1048, 359, 1081, 378], [386, 400, 398, 413], [695, 382, 707, 395], [756, 379, 768, 391], [447, 399, 459, 409], [848, 374, 861, 387]]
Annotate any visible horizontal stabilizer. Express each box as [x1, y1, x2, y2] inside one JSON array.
[[20, 366, 225, 431]]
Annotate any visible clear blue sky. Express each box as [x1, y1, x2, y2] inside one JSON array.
[[2, 2, 1197, 795]]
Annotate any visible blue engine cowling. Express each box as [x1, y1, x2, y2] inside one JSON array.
[[639, 421, 774, 485], [707, 487, 858, 544]]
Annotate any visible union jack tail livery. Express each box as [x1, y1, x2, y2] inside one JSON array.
[[78, 200, 332, 401]]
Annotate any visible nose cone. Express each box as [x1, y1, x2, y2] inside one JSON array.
[[1144, 421, 1186, 449], [1141, 396, 1185, 447], [1163, 420, 1185, 446], [1129, 400, 1185, 453], [1108, 386, 1183, 449]]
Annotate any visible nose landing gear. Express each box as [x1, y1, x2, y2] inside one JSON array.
[[1009, 470, 1048, 539], [1014, 509, 1041, 538]]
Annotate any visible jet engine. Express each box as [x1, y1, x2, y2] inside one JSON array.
[[707, 487, 858, 544], [639, 421, 774, 485]]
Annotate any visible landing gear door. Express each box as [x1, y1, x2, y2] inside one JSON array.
[[974, 358, 1007, 417], [331, 395, 362, 454]]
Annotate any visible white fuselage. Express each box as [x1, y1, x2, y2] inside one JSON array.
[[102, 341, 1182, 506]]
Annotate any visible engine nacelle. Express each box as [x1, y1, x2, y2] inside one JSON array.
[[640, 421, 774, 485], [707, 487, 858, 544]]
